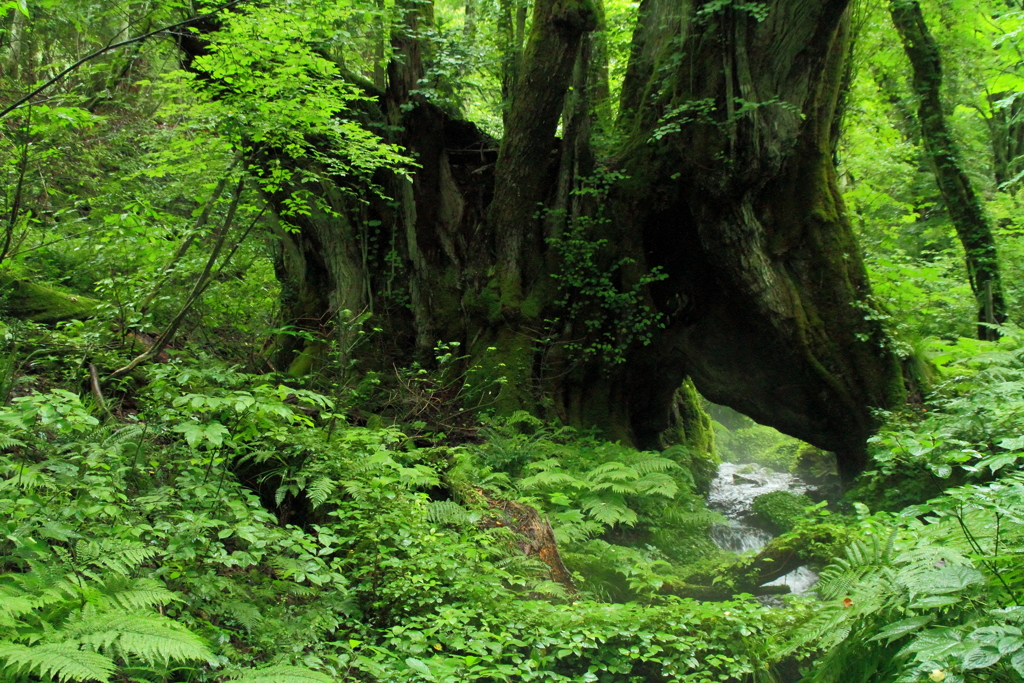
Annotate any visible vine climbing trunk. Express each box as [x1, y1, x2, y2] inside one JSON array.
[[890, 0, 1006, 340]]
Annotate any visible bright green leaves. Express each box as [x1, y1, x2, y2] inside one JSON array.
[[0, 644, 117, 683], [0, 0, 29, 17], [795, 468, 1024, 682], [796, 331, 1024, 682], [228, 665, 334, 682], [172, 420, 230, 448], [165, 0, 411, 219], [520, 454, 681, 528], [0, 389, 99, 434], [0, 540, 214, 682], [154, 361, 336, 455], [547, 170, 667, 365]]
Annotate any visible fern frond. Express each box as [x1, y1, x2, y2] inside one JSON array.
[[579, 493, 637, 526], [100, 424, 146, 449], [628, 455, 678, 475], [68, 613, 213, 665], [633, 472, 679, 498], [0, 435, 25, 450], [307, 475, 336, 508], [0, 462, 51, 490], [0, 591, 35, 621], [90, 541, 157, 576], [351, 452, 397, 475], [0, 642, 116, 683], [222, 600, 263, 632], [228, 665, 333, 682], [585, 461, 638, 482], [518, 469, 581, 490], [426, 500, 473, 526], [101, 578, 178, 612]]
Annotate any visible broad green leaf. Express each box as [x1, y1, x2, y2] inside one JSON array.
[[960, 646, 1001, 670], [870, 615, 933, 643], [405, 657, 435, 680]]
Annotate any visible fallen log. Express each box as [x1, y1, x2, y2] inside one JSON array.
[[0, 275, 99, 324], [667, 521, 849, 600]]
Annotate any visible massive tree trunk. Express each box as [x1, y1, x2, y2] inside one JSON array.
[[603, 0, 904, 480], [183, 0, 905, 481], [890, 0, 1007, 340]]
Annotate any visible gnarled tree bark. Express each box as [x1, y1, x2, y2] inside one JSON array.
[[180, 0, 905, 481], [605, 0, 904, 480]]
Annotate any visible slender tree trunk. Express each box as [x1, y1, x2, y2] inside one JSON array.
[[463, 0, 477, 43], [890, 0, 1006, 340], [373, 0, 387, 90], [489, 0, 596, 303], [588, 0, 612, 130], [498, 0, 516, 128], [986, 91, 1024, 193]]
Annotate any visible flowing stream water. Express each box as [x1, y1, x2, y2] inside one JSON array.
[[707, 462, 820, 596]]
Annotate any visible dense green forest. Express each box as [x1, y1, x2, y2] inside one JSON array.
[[3, 0, 1024, 680]]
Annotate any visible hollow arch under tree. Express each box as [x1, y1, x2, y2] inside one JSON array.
[[174, 0, 906, 484]]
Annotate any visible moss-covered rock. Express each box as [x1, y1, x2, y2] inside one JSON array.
[[792, 446, 840, 488], [660, 379, 719, 495], [750, 490, 813, 534]]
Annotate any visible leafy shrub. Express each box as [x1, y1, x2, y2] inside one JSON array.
[[471, 412, 725, 594], [0, 540, 213, 683], [850, 327, 1024, 511], [790, 472, 1024, 683]]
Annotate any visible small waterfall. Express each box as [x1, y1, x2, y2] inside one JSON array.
[[710, 522, 773, 553], [707, 462, 819, 596]]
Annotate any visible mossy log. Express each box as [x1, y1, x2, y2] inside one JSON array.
[[0, 275, 99, 324]]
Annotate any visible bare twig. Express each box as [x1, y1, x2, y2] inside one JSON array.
[[88, 364, 113, 418]]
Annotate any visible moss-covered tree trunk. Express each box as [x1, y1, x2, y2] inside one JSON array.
[[601, 0, 904, 481], [890, 0, 1007, 341], [179, 0, 905, 481]]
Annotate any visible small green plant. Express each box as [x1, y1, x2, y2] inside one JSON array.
[[0, 540, 213, 682], [547, 171, 668, 366], [789, 473, 1024, 682]]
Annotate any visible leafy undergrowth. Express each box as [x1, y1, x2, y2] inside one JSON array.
[[0, 324, 793, 682], [790, 327, 1024, 683], [3, 322, 1024, 682]]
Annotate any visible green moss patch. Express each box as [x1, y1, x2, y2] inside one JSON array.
[[750, 490, 813, 534]]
